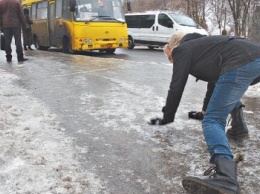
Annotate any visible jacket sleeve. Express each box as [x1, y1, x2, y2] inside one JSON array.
[[0, 7, 2, 29], [26, 15, 33, 25], [17, 3, 28, 29], [163, 48, 192, 123]]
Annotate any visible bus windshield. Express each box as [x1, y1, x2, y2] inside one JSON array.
[[169, 13, 198, 27], [74, 0, 125, 22]]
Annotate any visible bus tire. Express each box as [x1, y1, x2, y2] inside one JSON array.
[[34, 36, 49, 51], [105, 49, 116, 54], [148, 46, 155, 50], [128, 36, 135, 49], [63, 37, 74, 54]]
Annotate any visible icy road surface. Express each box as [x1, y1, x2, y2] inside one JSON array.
[[0, 48, 259, 194]]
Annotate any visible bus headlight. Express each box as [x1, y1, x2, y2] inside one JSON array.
[[119, 38, 126, 44], [83, 39, 93, 45]]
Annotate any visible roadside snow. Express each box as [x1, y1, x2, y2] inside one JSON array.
[[0, 67, 259, 194], [0, 70, 105, 194], [245, 82, 260, 98]]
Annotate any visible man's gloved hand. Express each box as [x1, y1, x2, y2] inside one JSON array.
[[188, 111, 204, 120], [148, 117, 167, 125]]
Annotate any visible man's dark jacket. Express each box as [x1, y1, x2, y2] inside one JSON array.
[[163, 34, 260, 123], [0, 0, 27, 29]]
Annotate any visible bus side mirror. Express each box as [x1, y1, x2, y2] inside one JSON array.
[[69, 0, 76, 12]]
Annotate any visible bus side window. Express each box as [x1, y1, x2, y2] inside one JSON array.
[[158, 13, 173, 28], [56, 0, 62, 18], [63, 0, 72, 20], [31, 3, 37, 20], [37, 1, 48, 19]]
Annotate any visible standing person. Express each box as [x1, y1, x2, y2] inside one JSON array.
[[23, 8, 33, 50], [149, 32, 260, 194], [0, 0, 29, 62]]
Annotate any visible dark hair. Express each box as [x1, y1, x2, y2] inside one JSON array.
[[23, 8, 29, 15]]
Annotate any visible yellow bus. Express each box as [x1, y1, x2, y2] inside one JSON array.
[[21, 0, 128, 54]]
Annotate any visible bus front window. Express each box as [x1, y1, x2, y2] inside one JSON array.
[[74, 0, 125, 22]]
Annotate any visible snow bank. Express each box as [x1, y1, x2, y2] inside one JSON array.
[[0, 70, 105, 194]]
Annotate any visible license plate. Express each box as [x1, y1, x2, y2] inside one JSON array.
[[101, 44, 112, 48]]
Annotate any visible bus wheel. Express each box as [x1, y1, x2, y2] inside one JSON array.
[[34, 36, 49, 51], [105, 49, 116, 54], [128, 36, 135, 49], [63, 38, 74, 54], [148, 46, 155, 50]]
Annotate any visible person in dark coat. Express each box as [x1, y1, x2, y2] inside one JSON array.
[[23, 8, 33, 50], [0, 0, 29, 62], [149, 32, 260, 194]]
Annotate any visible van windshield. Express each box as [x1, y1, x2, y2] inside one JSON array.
[[169, 13, 198, 27]]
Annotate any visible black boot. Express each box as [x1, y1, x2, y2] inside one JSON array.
[[226, 105, 248, 138], [6, 54, 12, 62], [182, 159, 240, 194], [24, 45, 27, 50], [18, 57, 29, 62]]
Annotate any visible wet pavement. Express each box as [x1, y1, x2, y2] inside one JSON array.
[[0, 46, 259, 194]]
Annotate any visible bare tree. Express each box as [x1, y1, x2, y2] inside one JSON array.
[[123, 0, 186, 13], [248, 5, 260, 42], [185, 0, 208, 29], [207, 0, 227, 34], [227, 0, 252, 36]]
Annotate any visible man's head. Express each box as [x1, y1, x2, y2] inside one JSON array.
[[164, 32, 186, 63], [168, 32, 186, 51]]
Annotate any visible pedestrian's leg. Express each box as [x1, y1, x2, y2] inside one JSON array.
[[182, 60, 260, 194], [203, 61, 260, 163], [202, 82, 215, 112], [28, 30, 33, 50], [226, 103, 249, 139], [23, 29, 28, 50], [3, 28, 13, 61], [13, 27, 26, 61]]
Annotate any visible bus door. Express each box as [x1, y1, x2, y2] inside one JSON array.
[[48, 1, 56, 45], [32, 1, 50, 48], [52, 0, 70, 48]]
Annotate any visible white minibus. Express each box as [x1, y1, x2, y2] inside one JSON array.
[[125, 11, 208, 49]]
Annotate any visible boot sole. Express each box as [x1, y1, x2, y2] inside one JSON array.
[[226, 133, 249, 140], [182, 177, 238, 194]]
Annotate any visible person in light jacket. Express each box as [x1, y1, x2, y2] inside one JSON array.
[[149, 32, 260, 194]]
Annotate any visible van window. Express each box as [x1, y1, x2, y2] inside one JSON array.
[[126, 14, 155, 28], [158, 13, 173, 28], [125, 15, 138, 28], [169, 13, 197, 27], [139, 15, 155, 28]]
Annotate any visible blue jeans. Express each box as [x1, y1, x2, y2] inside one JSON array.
[[202, 58, 260, 163]]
